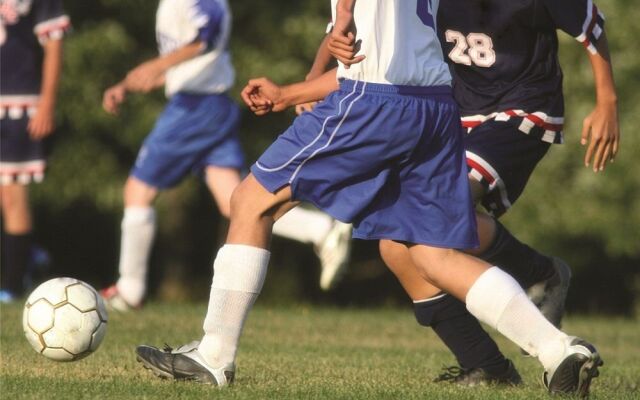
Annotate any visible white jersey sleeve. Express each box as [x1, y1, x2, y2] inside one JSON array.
[[156, 0, 235, 97], [331, 0, 451, 87]]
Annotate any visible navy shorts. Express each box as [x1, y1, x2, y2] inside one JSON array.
[[464, 120, 551, 217], [0, 114, 47, 185], [132, 92, 245, 189], [252, 80, 478, 249]]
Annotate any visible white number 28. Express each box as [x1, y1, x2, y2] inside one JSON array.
[[444, 30, 496, 68]]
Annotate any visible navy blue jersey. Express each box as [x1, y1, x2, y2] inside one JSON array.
[[0, 0, 70, 114], [438, 0, 605, 143]]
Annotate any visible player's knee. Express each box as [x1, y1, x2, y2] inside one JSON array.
[[229, 180, 258, 221], [123, 177, 157, 207]]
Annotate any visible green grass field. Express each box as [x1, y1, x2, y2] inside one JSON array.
[[1, 302, 639, 399]]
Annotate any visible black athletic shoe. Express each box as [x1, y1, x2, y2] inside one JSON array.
[[544, 337, 603, 398], [526, 257, 572, 328], [434, 359, 522, 387], [136, 341, 235, 386], [521, 258, 572, 356]]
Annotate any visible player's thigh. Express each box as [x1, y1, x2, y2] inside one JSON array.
[[464, 121, 550, 217], [379, 240, 442, 300], [132, 94, 240, 190], [230, 174, 297, 221], [123, 176, 158, 207]]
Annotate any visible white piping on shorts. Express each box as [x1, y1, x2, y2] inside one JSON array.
[[288, 82, 368, 184], [255, 81, 361, 173]]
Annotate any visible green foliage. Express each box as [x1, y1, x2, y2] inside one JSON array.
[[2, 302, 640, 399], [28, 0, 639, 311]]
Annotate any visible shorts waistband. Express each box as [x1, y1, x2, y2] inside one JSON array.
[[339, 79, 452, 96]]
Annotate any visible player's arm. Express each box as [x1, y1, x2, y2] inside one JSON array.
[[542, 0, 620, 172], [103, 40, 203, 115], [242, 68, 338, 116], [328, 0, 364, 68], [28, 38, 63, 139], [581, 32, 619, 172], [124, 41, 204, 93], [296, 34, 334, 115]]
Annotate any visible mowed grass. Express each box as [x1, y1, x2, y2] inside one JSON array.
[[1, 302, 639, 399]]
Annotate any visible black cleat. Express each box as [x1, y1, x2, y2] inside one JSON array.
[[434, 359, 522, 387], [544, 337, 603, 398], [136, 341, 235, 386], [522, 258, 572, 356], [526, 257, 572, 328]]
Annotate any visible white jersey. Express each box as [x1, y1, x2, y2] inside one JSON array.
[[156, 0, 234, 97], [331, 0, 451, 87]]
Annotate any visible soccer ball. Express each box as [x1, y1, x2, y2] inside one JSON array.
[[23, 277, 108, 361]]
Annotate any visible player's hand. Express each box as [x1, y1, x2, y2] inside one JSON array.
[[27, 102, 55, 140], [103, 84, 127, 115], [295, 101, 318, 115], [580, 100, 620, 172], [241, 77, 286, 116], [328, 9, 364, 68], [125, 60, 165, 93]]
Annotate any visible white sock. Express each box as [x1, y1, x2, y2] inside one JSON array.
[[272, 207, 333, 246], [199, 244, 270, 367], [116, 207, 156, 306], [466, 267, 568, 370]]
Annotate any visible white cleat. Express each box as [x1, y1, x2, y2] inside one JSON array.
[[100, 285, 142, 312], [316, 221, 353, 291]]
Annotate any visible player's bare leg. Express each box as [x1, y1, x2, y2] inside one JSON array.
[[466, 179, 571, 327], [381, 239, 521, 385], [0, 184, 33, 300], [137, 174, 297, 385], [102, 176, 158, 311], [204, 166, 242, 219], [389, 241, 599, 394]]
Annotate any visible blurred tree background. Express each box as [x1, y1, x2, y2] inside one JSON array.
[[28, 0, 639, 314]]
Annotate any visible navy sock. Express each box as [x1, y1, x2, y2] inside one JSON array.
[[481, 220, 554, 288], [1, 232, 31, 295], [414, 294, 508, 374]]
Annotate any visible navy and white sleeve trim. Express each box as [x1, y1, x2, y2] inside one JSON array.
[[33, 15, 71, 44], [575, 0, 605, 55]]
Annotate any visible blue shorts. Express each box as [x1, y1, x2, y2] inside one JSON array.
[[132, 92, 245, 189], [0, 114, 48, 185], [465, 120, 551, 217], [251, 80, 478, 248]]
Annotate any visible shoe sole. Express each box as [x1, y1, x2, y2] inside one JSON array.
[[577, 356, 604, 399], [136, 355, 175, 380]]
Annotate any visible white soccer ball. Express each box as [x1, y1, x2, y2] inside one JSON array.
[[22, 277, 108, 361]]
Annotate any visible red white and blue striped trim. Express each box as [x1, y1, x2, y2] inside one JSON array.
[[34, 15, 71, 44], [575, 0, 605, 55], [466, 151, 511, 214], [0, 95, 39, 120], [461, 109, 564, 144], [0, 161, 46, 185]]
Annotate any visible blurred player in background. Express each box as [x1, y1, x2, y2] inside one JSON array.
[[296, 0, 619, 388], [100, 0, 351, 311], [135, 1, 602, 396], [0, 0, 70, 302]]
